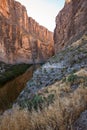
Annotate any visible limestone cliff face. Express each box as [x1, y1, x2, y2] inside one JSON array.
[[54, 0, 87, 53], [0, 0, 54, 64]]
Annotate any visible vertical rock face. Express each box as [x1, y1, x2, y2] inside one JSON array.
[[0, 0, 54, 64], [0, 0, 9, 18], [54, 0, 87, 53]]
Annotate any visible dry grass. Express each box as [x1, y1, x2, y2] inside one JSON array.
[[38, 69, 87, 99], [0, 69, 87, 130], [71, 34, 87, 47]]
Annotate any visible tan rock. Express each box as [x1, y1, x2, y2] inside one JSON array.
[[0, 0, 54, 64]]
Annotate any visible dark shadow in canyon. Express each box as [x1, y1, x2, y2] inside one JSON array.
[[0, 45, 53, 111]]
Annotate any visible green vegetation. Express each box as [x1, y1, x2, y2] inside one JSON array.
[[20, 94, 44, 110], [0, 82, 87, 130], [47, 93, 55, 104], [20, 93, 55, 110], [31, 95, 44, 110], [0, 63, 32, 87], [67, 73, 78, 83]]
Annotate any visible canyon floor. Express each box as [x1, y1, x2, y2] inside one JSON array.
[[0, 0, 87, 130], [0, 33, 87, 130]]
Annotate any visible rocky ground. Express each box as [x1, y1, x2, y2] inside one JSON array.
[[0, 61, 87, 130], [15, 33, 87, 129], [0, 0, 87, 129], [17, 33, 87, 105], [73, 110, 87, 130], [0, 34, 87, 130]]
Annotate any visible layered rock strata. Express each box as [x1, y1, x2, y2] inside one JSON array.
[[0, 0, 54, 64]]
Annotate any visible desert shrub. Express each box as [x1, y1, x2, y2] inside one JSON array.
[[19, 94, 55, 111], [20, 94, 44, 110], [31, 94, 44, 110], [0, 86, 87, 130], [67, 74, 78, 83], [47, 94, 55, 105]]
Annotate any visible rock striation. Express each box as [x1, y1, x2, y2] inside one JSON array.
[[0, 0, 54, 64], [54, 0, 87, 53]]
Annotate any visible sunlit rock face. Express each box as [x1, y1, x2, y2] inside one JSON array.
[[65, 0, 71, 4], [54, 0, 87, 53], [0, 0, 9, 18], [0, 0, 54, 64]]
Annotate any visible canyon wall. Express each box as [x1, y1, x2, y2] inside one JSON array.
[[54, 0, 87, 53], [0, 0, 54, 64]]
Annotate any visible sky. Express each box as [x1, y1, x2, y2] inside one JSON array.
[[16, 0, 65, 32]]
